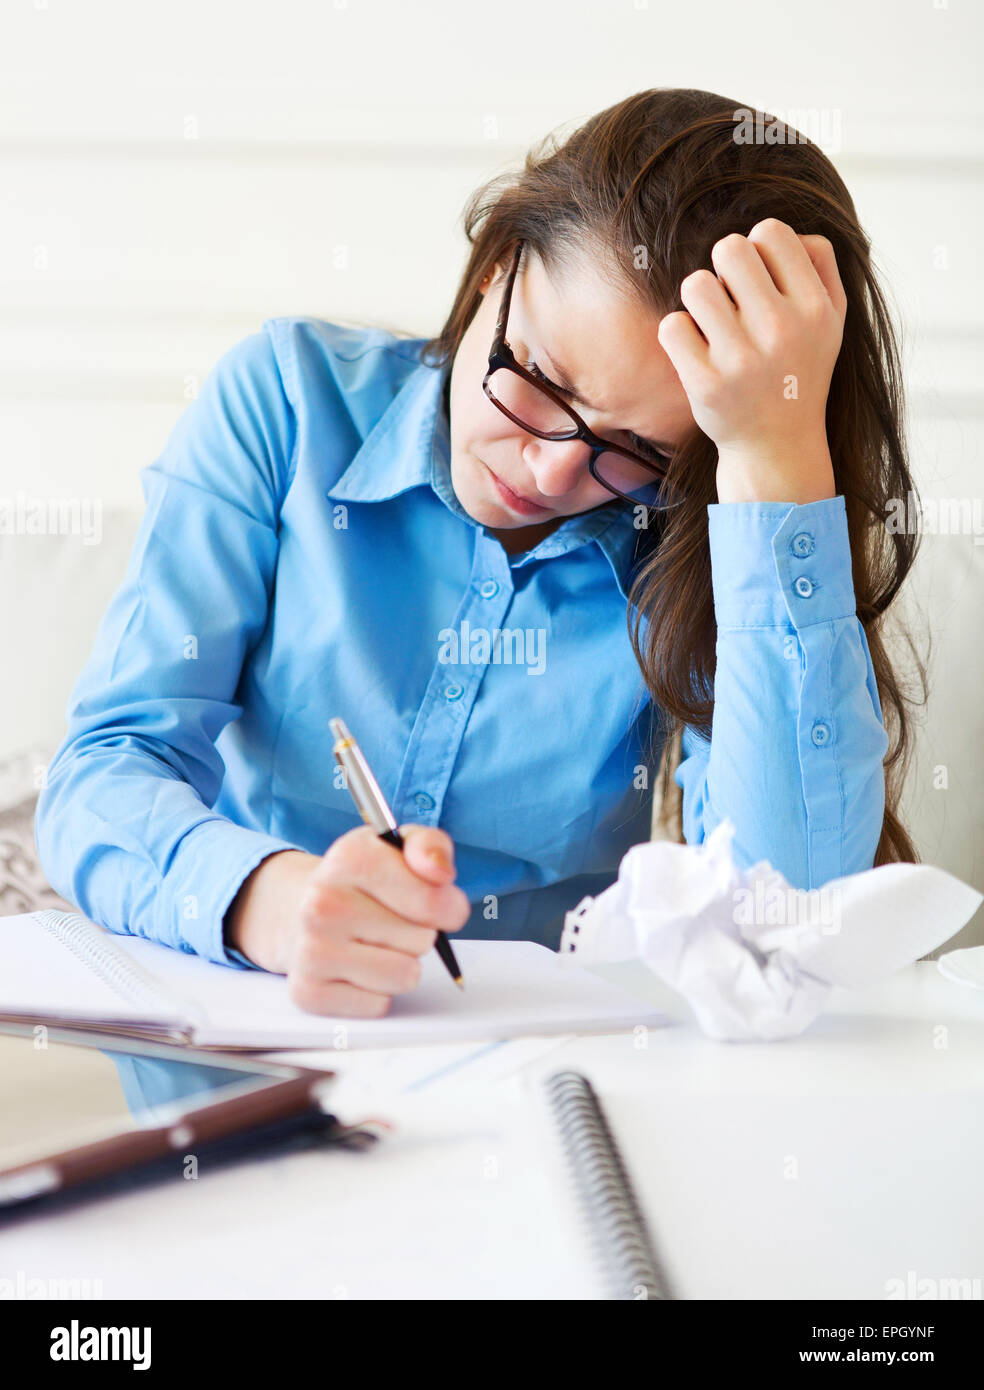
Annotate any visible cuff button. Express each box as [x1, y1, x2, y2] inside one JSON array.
[[790, 531, 816, 558]]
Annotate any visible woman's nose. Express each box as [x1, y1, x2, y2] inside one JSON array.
[[523, 436, 594, 497]]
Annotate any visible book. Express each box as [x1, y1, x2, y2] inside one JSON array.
[[0, 910, 664, 1051], [542, 1069, 673, 1300]]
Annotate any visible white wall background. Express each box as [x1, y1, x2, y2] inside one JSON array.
[[1, 0, 981, 943]]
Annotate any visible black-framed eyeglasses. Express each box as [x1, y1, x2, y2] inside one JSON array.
[[482, 241, 674, 508]]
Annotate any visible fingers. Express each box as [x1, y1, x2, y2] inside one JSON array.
[[710, 231, 782, 324], [797, 233, 848, 322], [658, 308, 709, 379], [744, 220, 843, 324], [349, 916, 439, 956], [398, 824, 458, 885], [314, 825, 470, 933], [288, 896, 438, 1015], [669, 221, 846, 373], [678, 268, 739, 348], [745, 218, 813, 298], [295, 928, 427, 997], [287, 974, 394, 1019], [287, 823, 471, 1019]]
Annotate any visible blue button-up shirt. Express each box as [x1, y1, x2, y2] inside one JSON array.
[[35, 317, 889, 970]]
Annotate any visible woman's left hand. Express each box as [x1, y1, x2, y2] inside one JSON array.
[[657, 217, 848, 504]]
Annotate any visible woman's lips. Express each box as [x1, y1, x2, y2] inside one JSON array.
[[483, 462, 551, 518]]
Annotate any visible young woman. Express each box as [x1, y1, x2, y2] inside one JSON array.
[[35, 88, 920, 1018]]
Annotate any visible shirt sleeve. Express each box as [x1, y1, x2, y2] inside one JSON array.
[[674, 494, 890, 888], [34, 327, 303, 968]]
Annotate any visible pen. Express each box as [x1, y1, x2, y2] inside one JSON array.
[[329, 717, 464, 989], [0, 1075, 379, 1225]]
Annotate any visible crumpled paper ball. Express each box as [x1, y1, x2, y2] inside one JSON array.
[[559, 821, 982, 1041]]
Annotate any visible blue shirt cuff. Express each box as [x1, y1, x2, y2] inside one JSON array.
[[707, 494, 857, 629], [168, 823, 298, 968], [224, 944, 263, 971]]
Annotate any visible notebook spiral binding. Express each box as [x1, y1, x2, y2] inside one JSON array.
[[544, 1070, 673, 1301], [33, 910, 170, 1016]]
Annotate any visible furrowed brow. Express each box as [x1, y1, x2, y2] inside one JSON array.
[[540, 345, 676, 456], [539, 345, 600, 410]]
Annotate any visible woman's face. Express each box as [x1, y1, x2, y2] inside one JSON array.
[[447, 244, 695, 538]]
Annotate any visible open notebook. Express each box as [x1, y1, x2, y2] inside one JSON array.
[[0, 910, 664, 1051]]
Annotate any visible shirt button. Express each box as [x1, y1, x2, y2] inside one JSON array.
[[794, 575, 814, 599], [413, 791, 435, 812], [478, 579, 499, 599], [444, 683, 464, 701], [811, 720, 832, 747], [790, 531, 815, 559]]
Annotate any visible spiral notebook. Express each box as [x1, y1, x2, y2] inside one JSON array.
[[0, 910, 664, 1051], [542, 1070, 673, 1300]]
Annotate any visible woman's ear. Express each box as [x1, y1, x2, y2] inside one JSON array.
[[479, 261, 508, 296]]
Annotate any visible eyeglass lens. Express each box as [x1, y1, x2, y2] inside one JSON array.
[[485, 367, 665, 505]]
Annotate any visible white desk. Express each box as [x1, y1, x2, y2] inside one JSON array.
[[3, 962, 983, 1300]]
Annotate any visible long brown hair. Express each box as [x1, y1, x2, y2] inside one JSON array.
[[422, 88, 925, 866]]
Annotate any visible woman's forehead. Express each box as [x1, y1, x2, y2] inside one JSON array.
[[514, 246, 687, 424]]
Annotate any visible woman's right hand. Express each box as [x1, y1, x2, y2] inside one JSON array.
[[224, 825, 470, 1017]]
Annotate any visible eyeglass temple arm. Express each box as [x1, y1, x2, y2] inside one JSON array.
[[492, 242, 524, 344]]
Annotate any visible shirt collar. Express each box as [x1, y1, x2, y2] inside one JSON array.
[[326, 354, 645, 603], [326, 351, 448, 507]]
